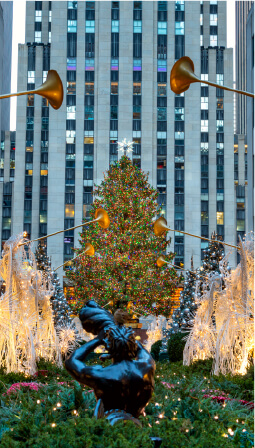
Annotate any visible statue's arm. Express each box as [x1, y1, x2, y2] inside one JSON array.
[[136, 342, 155, 368], [65, 336, 103, 386]]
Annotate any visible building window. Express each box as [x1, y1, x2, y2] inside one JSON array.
[[133, 20, 142, 33], [210, 35, 217, 46], [112, 20, 119, 32], [175, 21, 184, 35], [35, 10, 42, 22], [210, 14, 217, 25], [86, 20, 95, 33], [35, 31, 42, 43], [158, 22, 167, 34], [68, 20, 77, 32]]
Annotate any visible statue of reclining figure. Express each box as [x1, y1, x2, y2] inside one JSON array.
[[65, 300, 155, 426]]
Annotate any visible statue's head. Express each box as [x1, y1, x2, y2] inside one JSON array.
[[104, 326, 138, 362]]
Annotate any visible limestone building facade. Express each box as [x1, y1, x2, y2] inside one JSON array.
[[11, 1, 236, 282]]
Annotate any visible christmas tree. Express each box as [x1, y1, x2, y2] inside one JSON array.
[[169, 233, 225, 334], [202, 231, 225, 273], [67, 156, 178, 317], [35, 243, 73, 327], [170, 268, 198, 333]]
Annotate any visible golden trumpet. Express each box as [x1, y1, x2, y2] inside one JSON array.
[[20, 208, 110, 246], [0, 70, 64, 109], [153, 216, 239, 249], [170, 56, 254, 98], [156, 255, 168, 268], [154, 216, 169, 237], [54, 242, 95, 271], [94, 208, 110, 229], [156, 255, 184, 270]]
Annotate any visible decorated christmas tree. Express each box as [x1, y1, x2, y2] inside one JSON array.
[[67, 155, 178, 317], [170, 268, 198, 333], [35, 242, 73, 327], [202, 231, 225, 273]]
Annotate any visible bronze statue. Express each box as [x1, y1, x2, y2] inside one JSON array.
[[65, 300, 155, 425]]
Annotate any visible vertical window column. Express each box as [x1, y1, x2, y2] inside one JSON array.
[[174, 0, 185, 267], [24, 46, 36, 240], [10, 134, 15, 181], [34, 1, 42, 43], [109, 1, 119, 164], [157, 1, 167, 214], [83, 1, 95, 220], [39, 45, 50, 239], [0, 132, 4, 180], [200, 49, 209, 259], [216, 50, 224, 241], [209, 1, 218, 47], [200, 1, 203, 47], [48, 1, 52, 43], [2, 181, 12, 247], [132, 1, 142, 168], [65, 1, 77, 261]]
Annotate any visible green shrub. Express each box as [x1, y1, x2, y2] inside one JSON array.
[[167, 332, 188, 362], [150, 340, 162, 361], [188, 359, 213, 376]]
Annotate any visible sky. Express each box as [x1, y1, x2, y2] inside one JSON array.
[[10, 0, 236, 131]]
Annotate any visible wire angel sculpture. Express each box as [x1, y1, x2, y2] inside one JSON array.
[[0, 234, 62, 375], [183, 272, 220, 365], [183, 233, 254, 375], [213, 234, 254, 375]]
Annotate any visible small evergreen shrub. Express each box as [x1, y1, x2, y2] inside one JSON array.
[[150, 340, 162, 361], [167, 332, 188, 362], [188, 359, 213, 376]]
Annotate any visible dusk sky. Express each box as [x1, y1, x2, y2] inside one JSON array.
[[10, 0, 236, 130]]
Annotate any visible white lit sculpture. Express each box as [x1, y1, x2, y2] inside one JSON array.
[[213, 235, 254, 375], [183, 234, 254, 375], [0, 234, 62, 374]]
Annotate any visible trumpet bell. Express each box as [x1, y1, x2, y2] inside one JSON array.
[[84, 242, 95, 256], [153, 216, 169, 237], [156, 255, 168, 268], [35, 70, 64, 110], [95, 208, 110, 229], [170, 56, 199, 95]]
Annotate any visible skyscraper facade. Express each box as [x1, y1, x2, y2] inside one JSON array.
[[0, 2, 14, 250], [246, 4, 254, 233], [11, 1, 235, 283], [235, 0, 253, 136], [234, 1, 253, 250], [0, 1, 13, 131]]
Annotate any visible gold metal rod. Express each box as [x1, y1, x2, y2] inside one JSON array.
[[54, 251, 85, 272], [19, 219, 99, 247], [166, 227, 238, 250], [0, 89, 36, 100], [201, 80, 254, 98], [165, 263, 210, 278]]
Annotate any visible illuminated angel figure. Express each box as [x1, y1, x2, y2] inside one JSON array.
[[0, 233, 62, 374], [213, 234, 254, 375], [183, 274, 218, 365]]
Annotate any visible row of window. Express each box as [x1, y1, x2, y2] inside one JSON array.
[[174, 1, 185, 267]]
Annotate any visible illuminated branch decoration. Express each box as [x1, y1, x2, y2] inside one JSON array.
[[0, 234, 62, 375], [183, 234, 254, 375]]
